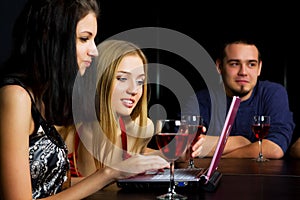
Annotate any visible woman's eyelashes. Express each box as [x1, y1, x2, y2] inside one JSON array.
[[116, 75, 145, 85]]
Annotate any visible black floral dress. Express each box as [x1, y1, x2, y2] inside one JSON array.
[[0, 77, 70, 199]]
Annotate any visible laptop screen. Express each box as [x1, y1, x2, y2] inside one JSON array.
[[117, 96, 241, 190], [204, 96, 241, 181]]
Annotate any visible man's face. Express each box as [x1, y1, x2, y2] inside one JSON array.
[[218, 43, 262, 100]]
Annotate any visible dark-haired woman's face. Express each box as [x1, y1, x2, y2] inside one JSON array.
[[76, 13, 98, 76]]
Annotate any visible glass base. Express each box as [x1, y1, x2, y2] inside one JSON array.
[[253, 157, 269, 162], [188, 159, 197, 168], [188, 163, 198, 168], [157, 192, 187, 200]]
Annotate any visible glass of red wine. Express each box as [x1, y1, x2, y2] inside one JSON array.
[[181, 115, 203, 168], [251, 115, 271, 162], [155, 119, 189, 200]]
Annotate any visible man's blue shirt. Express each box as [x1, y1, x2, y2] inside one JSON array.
[[183, 80, 295, 153]]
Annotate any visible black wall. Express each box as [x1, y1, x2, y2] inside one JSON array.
[[1, 1, 299, 142], [97, 1, 300, 142]]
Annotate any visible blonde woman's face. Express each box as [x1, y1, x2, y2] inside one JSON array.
[[111, 54, 145, 116]]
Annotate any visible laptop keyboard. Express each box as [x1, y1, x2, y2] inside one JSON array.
[[151, 168, 205, 180]]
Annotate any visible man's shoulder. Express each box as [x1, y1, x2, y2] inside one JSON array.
[[258, 80, 286, 90], [258, 80, 284, 87], [256, 80, 288, 99], [195, 87, 210, 97]]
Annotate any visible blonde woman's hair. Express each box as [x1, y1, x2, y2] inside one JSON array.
[[93, 40, 149, 168]]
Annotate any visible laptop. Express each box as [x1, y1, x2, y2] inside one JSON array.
[[117, 96, 241, 192]]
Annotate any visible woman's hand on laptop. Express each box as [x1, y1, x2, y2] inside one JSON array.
[[109, 154, 170, 180]]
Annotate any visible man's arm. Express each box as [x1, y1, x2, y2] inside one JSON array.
[[289, 137, 300, 158], [222, 138, 284, 159], [197, 135, 283, 159]]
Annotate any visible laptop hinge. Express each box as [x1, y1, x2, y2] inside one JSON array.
[[200, 170, 222, 192]]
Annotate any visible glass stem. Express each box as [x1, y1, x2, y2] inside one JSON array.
[[258, 139, 263, 159], [189, 158, 195, 168], [168, 161, 176, 195], [189, 145, 195, 168]]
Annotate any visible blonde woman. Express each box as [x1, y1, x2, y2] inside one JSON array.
[[69, 40, 161, 177]]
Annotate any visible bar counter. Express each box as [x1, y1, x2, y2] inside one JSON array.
[[84, 158, 300, 200]]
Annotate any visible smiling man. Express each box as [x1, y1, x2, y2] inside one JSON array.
[[183, 38, 295, 160]]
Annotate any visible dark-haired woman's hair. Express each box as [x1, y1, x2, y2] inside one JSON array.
[[1, 0, 99, 126]]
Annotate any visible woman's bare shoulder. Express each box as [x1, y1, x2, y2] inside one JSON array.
[[0, 84, 31, 105]]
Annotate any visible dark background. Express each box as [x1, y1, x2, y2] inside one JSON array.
[[1, 1, 299, 143]]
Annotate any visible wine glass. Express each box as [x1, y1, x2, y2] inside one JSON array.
[[181, 115, 203, 168], [155, 119, 189, 200], [251, 115, 271, 162]]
